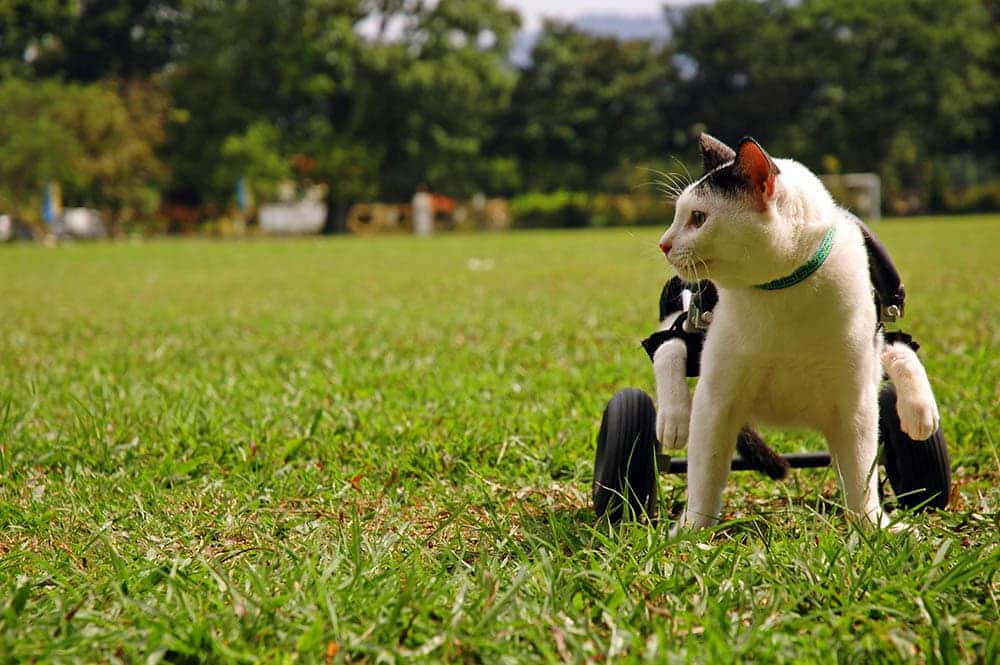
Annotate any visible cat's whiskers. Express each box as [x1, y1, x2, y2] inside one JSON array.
[[655, 162, 693, 187], [635, 180, 682, 202], [660, 177, 688, 201], [694, 256, 711, 283], [644, 167, 692, 203], [648, 181, 682, 201], [670, 249, 699, 284], [689, 257, 703, 285], [670, 156, 693, 188]]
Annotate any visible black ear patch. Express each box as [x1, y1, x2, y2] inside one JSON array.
[[699, 133, 736, 172], [696, 135, 779, 205]]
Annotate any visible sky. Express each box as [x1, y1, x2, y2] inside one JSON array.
[[501, 0, 681, 31]]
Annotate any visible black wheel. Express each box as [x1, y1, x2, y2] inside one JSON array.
[[879, 383, 950, 510], [593, 388, 659, 522]]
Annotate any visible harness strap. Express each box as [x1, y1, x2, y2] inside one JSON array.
[[883, 329, 920, 352], [641, 312, 705, 377], [855, 217, 906, 322]]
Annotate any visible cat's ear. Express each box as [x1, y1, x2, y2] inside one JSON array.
[[734, 137, 780, 209], [699, 133, 735, 172]]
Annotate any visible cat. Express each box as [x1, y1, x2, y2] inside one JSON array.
[[652, 133, 939, 530]]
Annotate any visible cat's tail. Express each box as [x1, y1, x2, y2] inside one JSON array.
[[737, 427, 789, 480]]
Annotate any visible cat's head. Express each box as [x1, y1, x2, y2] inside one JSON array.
[[659, 134, 831, 288]]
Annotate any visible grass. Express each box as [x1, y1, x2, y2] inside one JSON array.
[[1, 214, 998, 662]]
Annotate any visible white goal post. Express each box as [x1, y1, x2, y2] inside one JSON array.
[[820, 173, 882, 221]]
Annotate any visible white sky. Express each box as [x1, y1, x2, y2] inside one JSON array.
[[501, 0, 678, 31]]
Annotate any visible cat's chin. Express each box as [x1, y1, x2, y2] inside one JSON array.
[[670, 261, 712, 283]]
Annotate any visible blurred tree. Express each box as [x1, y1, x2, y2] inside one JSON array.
[[498, 23, 675, 192], [0, 78, 81, 225], [669, 0, 999, 210], [0, 0, 75, 78], [218, 122, 294, 203], [368, 0, 521, 201], [60, 80, 168, 232], [665, 0, 796, 151], [0, 78, 166, 233], [164, 0, 519, 231], [789, 0, 997, 169], [3, 0, 996, 226], [161, 0, 344, 208], [0, 0, 186, 81]]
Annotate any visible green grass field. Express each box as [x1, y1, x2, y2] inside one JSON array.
[[2, 215, 998, 662]]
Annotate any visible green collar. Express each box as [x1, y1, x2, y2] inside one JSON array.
[[754, 226, 837, 291]]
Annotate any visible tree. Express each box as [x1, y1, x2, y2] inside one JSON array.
[[665, 0, 797, 152], [218, 122, 293, 204], [668, 0, 999, 210], [60, 80, 168, 232], [0, 78, 82, 225], [0, 0, 186, 81], [161, 0, 355, 207], [0, 0, 75, 78], [497, 22, 675, 192], [371, 0, 522, 200], [164, 0, 521, 231], [787, 0, 996, 168], [0, 78, 166, 232]]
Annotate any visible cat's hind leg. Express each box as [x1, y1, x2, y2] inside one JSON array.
[[881, 341, 939, 440]]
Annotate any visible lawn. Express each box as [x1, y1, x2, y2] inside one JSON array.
[[1, 215, 998, 662]]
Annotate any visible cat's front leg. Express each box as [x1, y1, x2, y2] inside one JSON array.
[[825, 386, 885, 526], [675, 372, 745, 532], [653, 338, 690, 448], [881, 342, 939, 440]]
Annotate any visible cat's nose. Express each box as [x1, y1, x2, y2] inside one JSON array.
[[659, 240, 672, 256]]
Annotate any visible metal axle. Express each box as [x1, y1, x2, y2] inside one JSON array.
[[655, 451, 832, 475]]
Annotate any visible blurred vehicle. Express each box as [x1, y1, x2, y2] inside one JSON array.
[[259, 201, 327, 235], [0, 214, 39, 242], [58, 208, 107, 239]]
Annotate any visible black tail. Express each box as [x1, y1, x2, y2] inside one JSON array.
[[736, 427, 789, 480]]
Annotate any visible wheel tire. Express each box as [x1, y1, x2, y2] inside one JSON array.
[[879, 383, 950, 511], [593, 388, 659, 522]]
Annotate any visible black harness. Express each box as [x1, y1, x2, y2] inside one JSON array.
[[642, 217, 918, 376]]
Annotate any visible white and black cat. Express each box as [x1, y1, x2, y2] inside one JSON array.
[[652, 134, 939, 530]]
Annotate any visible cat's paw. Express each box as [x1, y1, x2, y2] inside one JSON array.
[[881, 344, 940, 441], [886, 516, 916, 535], [896, 390, 940, 441], [853, 510, 908, 532], [656, 401, 689, 449], [652, 338, 690, 448], [668, 510, 690, 539]]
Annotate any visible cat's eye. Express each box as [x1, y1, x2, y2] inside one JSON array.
[[689, 210, 707, 228]]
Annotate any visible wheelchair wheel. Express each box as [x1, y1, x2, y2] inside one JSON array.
[[879, 383, 951, 510], [593, 388, 659, 522]]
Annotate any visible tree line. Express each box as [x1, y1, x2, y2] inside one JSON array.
[[1, 0, 997, 233]]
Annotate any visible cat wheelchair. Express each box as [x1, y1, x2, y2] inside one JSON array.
[[593, 219, 951, 522]]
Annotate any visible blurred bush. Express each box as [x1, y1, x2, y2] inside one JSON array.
[[510, 191, 672, 228], [943, 184, 1000, 214]]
